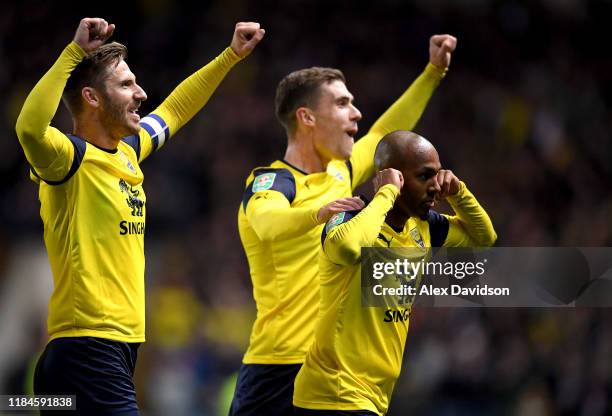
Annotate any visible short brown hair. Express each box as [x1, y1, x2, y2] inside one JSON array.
[[63, 42, 128, 115], [274, 67, 345, 134]]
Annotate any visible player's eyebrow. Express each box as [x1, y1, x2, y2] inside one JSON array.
[[336, 94, 354, 103], [118, 73, 137, 85], [419, 166, 439, 176]]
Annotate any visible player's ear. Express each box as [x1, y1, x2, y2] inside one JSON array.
[[81, 87, 102, 109], [296, 107, 315, 128]]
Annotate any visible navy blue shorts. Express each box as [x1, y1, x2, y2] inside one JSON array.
[[34, 337, 140, 415], [229, 363, 302, 416]]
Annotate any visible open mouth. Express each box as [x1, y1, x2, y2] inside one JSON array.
[[346, 126, 358, 138], [128, 108, 140, 121]]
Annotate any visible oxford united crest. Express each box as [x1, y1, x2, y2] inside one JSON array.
[[410, 227, 425, 247]]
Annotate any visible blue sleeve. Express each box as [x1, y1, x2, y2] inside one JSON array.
[[30, 134, 86, 185], [122, 134, 141, 160], [242, 168, 296, 211], [427, 210, 450, 247]]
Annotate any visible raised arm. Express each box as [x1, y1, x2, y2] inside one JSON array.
[[349, 35, 457, 188], [323, 169, 402, 266], [139, 22, 264, 159], [430, 169, 497, 247], [15, 18, 113, 180]]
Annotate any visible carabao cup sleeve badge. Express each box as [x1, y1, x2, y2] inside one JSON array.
[[252, 173, 277, 192], [325, 212, 346, 234]]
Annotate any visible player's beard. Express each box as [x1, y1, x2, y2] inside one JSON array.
[[396, 193, 428, 220], [101, 95, 139, 138]]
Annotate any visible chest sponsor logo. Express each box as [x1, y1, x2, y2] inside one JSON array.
[[383, 308, 411, 323], [120, 220, 145, 235], [252, 173, 276, 192], [119, 179, 144, 217]]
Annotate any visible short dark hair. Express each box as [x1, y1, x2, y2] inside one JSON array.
[[274, 67, 345, 134], [63, 42, 128, 115]]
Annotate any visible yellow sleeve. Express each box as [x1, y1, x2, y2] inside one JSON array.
[[323, 184, 399, 266], [15, 42, 86, 180], [245, 190, 320, 242], [137, 47, 242, 161], [349, 63, 446, 188], [444, 182, 497, 247]]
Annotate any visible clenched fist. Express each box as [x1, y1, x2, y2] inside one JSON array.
[[373, 168, 404, 193], [429, 34, 457, 69], [317, 197, 365, 223], [73, 18, 115, 53], [230, 22, 265, 58], [434, 169, 461, 199]]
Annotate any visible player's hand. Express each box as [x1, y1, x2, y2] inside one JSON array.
[[73, 18, 115, 53], [317, 197, 365, 223], [434, 169, 460, 199], [429, 34, 457, 69], [230, 22, 265, 58], [373, 168, 404, 193]]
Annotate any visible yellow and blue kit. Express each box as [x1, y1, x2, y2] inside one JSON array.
[[15, 41, 242, 344], [238, 63, 448, 366], [293, 182, 496, 415], [231, 63, 447, 416]]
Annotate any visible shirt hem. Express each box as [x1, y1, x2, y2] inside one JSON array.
[[49, 329, 145, 344], [292, 399, 382, 416], [242, 354, 306, 365]]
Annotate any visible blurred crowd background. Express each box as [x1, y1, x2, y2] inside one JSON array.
[[1, 0, 611, 415]]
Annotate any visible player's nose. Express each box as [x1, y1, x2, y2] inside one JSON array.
[[350, 104, 362, 121], [134, 84, 147, 102]]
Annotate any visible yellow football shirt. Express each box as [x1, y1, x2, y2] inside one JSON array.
[[239, 159, 353, 363], [238, 63, 448, 365], [293, 182, 497, 414], [16, 41, 242, 342]]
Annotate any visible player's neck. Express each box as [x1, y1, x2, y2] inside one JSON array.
[[284, 135, 328, 174], [73, 117, 120, 151], [386, 207, 410, 232]]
